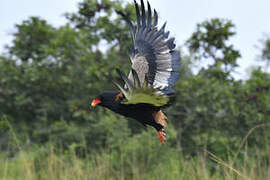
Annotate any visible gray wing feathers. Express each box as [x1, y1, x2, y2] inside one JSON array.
[[141, 0, 146, 27], [118, 0, 180, 95], [153, 9, 158, 27], [128, 56, 149, 87], [147, 2, 152, 30], [134, 0, 141, 28], [153, 51, 180, 89]]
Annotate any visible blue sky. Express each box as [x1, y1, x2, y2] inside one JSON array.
[[1, 0, 270, 79]]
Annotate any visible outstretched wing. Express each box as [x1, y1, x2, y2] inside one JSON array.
[[117, 0, 180, 95]]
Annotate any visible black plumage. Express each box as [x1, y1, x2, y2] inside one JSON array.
[[94, 91, 163, 132]]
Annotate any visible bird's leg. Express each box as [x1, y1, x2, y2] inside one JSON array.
[[157, 129, 166, 144], [115, 92, 124, 101], [152, 110, 168, 127]]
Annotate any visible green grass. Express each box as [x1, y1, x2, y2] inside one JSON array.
[[1, 124, 269, 180], [1, 143, 270, 180]]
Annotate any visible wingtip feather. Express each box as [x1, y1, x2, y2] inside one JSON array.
[[116, 68, 134, 91], [131, 69, 141, 88]]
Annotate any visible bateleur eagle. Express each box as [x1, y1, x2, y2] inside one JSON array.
[[91, 0, 180, 144]]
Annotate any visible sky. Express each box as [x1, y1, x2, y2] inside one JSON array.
[[1, 0, 270, 79]]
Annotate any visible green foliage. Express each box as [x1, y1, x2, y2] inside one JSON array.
[[186, 18, 241, 73], [65, 0, 134, 68], [167, 69, 270, 155], [259, 36, 270, 67], [0, 0, 136, 152], [8, 17, 56, 62], [1, 139, 270, 180]]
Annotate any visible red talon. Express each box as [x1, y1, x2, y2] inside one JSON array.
[[157, 130, 166, 144]]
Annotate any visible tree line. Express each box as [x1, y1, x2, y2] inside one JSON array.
[[0, 0, 269, 157]]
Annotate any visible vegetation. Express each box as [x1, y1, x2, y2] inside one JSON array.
[[0, 0, 269, 179], [1, 141, 270, 180]]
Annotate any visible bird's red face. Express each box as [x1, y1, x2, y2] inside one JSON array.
[[91, 91, 121, 110], [91, 98, 101, 107]]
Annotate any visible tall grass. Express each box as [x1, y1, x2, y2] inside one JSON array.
[[1, 129, 270, 180], [1, 145, 270, 180]]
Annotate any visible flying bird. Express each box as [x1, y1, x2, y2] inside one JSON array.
[[91, 0, 180, 144]]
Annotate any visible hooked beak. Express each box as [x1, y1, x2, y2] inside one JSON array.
[[91, 98, 101, 107]]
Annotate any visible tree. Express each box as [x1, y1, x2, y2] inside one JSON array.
[[186, 18, 241, 78], [8, 17, 55, 62], [0, 0, 136, 152], [259, 36, 270, 68], [166, 19, 269, 155], [65, 0, 135, 70]]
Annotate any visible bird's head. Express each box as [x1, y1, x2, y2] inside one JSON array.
[[91, 91, 121, 109]]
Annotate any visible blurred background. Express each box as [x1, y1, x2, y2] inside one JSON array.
[[0, 0, 270, 179]]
